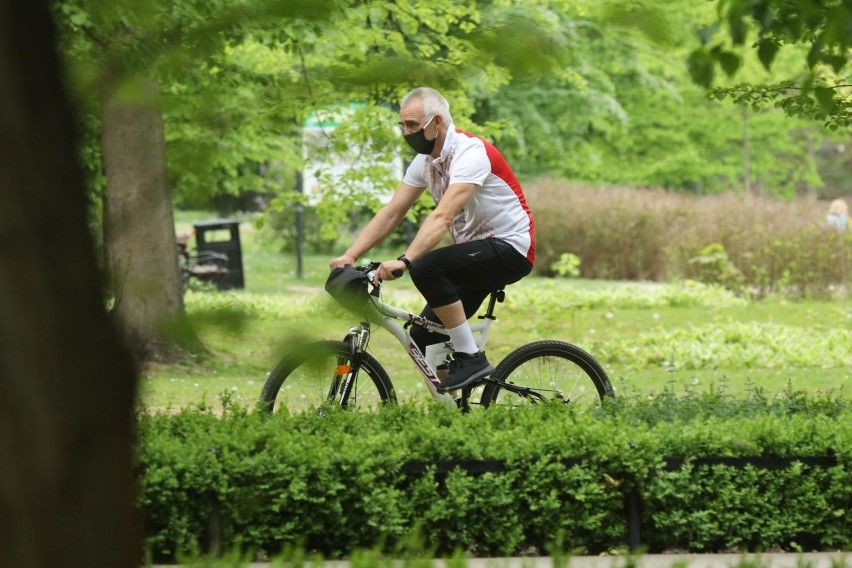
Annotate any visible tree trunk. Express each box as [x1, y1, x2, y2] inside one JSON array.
[[0, 1, 140, 566], [102, 79, 185, 361]]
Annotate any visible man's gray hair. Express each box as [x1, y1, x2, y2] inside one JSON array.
[[401, 87, 453, 123]]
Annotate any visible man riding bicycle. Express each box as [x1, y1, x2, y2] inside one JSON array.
[[330, 87, 535, 393]]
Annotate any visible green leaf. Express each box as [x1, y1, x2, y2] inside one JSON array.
[[751, 0, 773, 28], [70, 12, 89, 26], [718, 51, 742, 77], [806, 40, 823, 68], [687, 50, 715, 88], [814, 87, 835, 113], [826, 54, 847, 74], [727, 11, 747, 45], [756, 39, 779, 71]]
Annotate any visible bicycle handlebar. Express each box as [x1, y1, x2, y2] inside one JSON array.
[[365, 266, 403, 279]]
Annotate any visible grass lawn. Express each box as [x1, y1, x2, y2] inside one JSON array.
[[140, 214, 852, 411]]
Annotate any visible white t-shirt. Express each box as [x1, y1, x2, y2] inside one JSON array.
[[403, 126, 535, 264]]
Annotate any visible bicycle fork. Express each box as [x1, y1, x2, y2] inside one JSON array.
[[330, 324, 371, 407]]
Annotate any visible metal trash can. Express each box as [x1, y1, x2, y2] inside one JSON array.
[[193, 219, 245, 290]]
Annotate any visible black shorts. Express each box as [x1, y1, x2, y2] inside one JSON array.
[[407, 238, 532, 352]]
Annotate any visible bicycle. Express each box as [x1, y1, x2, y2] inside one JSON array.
[[259, 263, 615, 414]]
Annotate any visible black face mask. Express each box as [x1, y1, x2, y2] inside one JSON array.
[[403, 115, 437, 155]]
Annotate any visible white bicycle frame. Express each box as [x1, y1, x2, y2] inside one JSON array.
[[351, 283, 496, 408]]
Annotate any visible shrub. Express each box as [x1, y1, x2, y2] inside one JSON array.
[[550, 252, 582, 278], [685, 243, 745, 291], [137, 391, 852, 562], [527, 179, 851, 297]]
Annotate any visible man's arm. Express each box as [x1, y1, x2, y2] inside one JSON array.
[[330, 181, 425, 268], [405, 182, 476, 261], [374, 181, 477, 281]]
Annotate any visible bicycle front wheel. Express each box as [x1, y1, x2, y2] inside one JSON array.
[[259, 340, 396, 414], [480, 340, 614, 410]]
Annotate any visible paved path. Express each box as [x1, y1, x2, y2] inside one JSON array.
[[452, 553, 849, 568], [155, 552, 849, 568]]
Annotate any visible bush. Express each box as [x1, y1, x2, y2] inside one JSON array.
[[137, 391, 852, 562], [527, 180, 851, 297]]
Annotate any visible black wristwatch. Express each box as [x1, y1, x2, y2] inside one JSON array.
[[397, 254, 412, 269]]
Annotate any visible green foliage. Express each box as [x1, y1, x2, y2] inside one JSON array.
[[687, 243, 745, 291], [550, 252, 582, 278], [136, 391, 852, 561], [646, 461, 851, 551], [54, 0, 581, 204], [595, 320, 852, 372], [258, 204, 342, 256], [54, 0, 849, 230], [692, 0, 852, 129], [504, 279, 747, 314], [606, 88, 823, 195], [263, 104, 409, 242], [54, 0, 335, 210]]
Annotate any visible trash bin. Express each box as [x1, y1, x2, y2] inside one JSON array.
[[193, 219, 245, 290]]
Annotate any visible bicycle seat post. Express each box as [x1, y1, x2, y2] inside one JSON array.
[[480, 289, 505, 320]]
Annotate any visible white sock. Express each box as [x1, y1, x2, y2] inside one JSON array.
[[445, 322, 478, 354]]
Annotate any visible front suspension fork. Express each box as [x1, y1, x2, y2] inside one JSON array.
[[332, 324, 371, 405]]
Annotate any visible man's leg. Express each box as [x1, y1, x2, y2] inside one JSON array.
[[408, 239, 532, 391], [409, 292, 490, 394], [409, 288, 492, 368]]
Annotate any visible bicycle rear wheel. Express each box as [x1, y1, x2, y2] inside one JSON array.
[[259, 340, 396, 414], [480, 340, 614, 410]]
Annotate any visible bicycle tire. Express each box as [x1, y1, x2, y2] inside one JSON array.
[[480, 340, 614, 410], [259, 340, 396, 414]]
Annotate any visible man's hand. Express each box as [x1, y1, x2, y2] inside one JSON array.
[[374, 259, 407, 285], [330, 254, 357, 270]]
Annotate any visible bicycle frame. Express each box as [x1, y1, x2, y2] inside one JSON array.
[[347, 286, 501, 408]]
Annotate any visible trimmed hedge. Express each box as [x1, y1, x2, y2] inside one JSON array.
[[137, 391, 852, 562]]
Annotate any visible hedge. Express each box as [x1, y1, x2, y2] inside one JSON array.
[[136, 390, 852, 562]]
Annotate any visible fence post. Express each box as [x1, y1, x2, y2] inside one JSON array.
[[626, 488, 642, 552]]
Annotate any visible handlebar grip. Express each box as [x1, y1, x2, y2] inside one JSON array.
[[391, 269, 404, 278]]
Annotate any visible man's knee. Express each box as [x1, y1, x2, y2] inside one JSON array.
[[410, 324, 448, 355]]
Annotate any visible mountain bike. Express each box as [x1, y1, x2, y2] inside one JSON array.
[[258, 263, 614, 414]]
